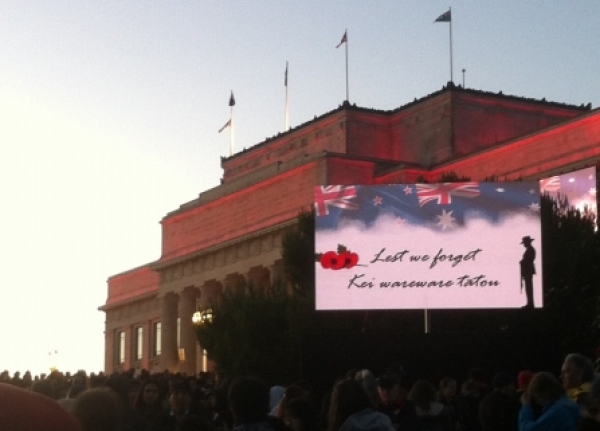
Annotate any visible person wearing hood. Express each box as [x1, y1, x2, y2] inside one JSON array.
[[328, 379, 394, 431], [519, 372, 580, 431]]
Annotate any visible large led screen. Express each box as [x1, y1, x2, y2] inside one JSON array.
[[315, 182, 543, 310], [540, 166, 597, 223]]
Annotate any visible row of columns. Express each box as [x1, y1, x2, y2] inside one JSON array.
[[159, 262, 284, 373]]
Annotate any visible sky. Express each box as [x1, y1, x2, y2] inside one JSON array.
[[0, 1, 599, 376]]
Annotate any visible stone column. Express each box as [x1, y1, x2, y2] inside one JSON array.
[[179, 287, 199, 375], [104, 330, 114, 375], [160, 292, 179, 372]]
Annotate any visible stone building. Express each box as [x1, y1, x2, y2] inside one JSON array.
[[99, 83, 600, 374]]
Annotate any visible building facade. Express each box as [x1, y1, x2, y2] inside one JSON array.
[[100, 83, 600, 374]]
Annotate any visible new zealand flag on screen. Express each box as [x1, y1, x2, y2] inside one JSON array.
[[314, 182, 540, 231]]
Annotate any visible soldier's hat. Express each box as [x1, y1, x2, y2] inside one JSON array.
[[521, 236, 534, 244]]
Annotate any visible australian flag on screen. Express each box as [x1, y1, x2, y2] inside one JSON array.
[[314, 182, 540, 231]]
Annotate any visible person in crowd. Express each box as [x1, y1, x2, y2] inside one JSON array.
[[283, 397, 319, 431], [213, 375, 234, 430], [579, 376, 600, 431], [356, 370, 380, 408], [562, 354, 595, 405], [328, 378, 394, 431], [57, 381, 87, 412], [175, 415, 215, 431], [73, 387, 125, 431], [132, 378, 165, 431], [479, 372, 520, 431], [518, 372, 580, 431], [437, 376, 464, 429], [517, 371, 534, 399], [275, 384, 306, 419], [155, 380, 200, 431], [270, 386, 286, 416], [0, 382, 81, 430], [228, 375, 290, 431], [408, 380, 454, 431], [376, 373, 417, 431]]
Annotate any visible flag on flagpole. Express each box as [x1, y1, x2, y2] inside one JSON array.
[[434, 9, 451, 22], [218, 119, 231, 133], [284, 62, 288, 87], [336, 31, 347, 48], [229, 91, 235, 107]]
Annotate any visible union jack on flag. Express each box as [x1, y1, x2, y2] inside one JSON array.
[[416, 183, 480, 207], [314, 185, 358, 216], [315, 182, 540, 232], [540, 176, 561, 193]]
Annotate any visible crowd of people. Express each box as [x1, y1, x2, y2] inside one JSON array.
[[1, 353, 600, 431]]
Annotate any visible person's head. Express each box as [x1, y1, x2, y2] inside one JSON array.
[[134, 378, 162, 410], [492, 372, 515, 396], [228, 376, 270, 425], [355, 369, 379, 408], [439, 377, 457, 400], [73, 388, 124, 431], [521, 236, 534, 247], [529, 372, 564, 407], [328, 379, 372, 431], [584, 376, 600, 422], [408, 380, 437, 411], [377, 374, 400, 405], [517, 370, 534, 393], [284, 397, 318, 431], [561, 354, 594, 389], [0, 383, 80, 431], [169, 381, 192, 415], [68, 383, 87, 399]]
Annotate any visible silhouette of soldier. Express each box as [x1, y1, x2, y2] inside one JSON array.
[[520, 236, 536, 308]]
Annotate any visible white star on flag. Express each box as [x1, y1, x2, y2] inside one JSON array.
[[436, 209, 456, 230], [496, 188, 505, 193], [529, 202, 540, 212], [373, 196, 383, 206], [404, 186, 413, 195]]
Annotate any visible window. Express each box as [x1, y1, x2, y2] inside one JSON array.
[[153, 322, 161, 356], [117, 331, 125, 365], [135, 327, 143, 361]]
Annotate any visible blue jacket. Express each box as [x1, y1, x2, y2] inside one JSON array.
[[518, 395, 580, 431]]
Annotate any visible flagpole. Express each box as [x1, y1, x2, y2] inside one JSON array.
[[229, 105, 234, 156], [449, 7, 453, 83], [345, 28, 349, 102], [284, 61, 290, 131]]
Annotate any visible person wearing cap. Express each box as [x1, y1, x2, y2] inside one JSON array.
[[479, 372, 520, 431], [519, 236, 536, 308]]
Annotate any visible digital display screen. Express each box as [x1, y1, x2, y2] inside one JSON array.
[[540, 166, 597, 223], [314, 182, 543, 310]]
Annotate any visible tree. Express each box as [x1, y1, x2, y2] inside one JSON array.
[[195, 284, 307, 384], [540, 194, 600, 355]]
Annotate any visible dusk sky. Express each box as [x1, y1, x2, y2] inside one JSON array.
[[0, 1, 598, 374]]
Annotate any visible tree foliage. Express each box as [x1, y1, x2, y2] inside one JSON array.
[[281, 209, 315, 297], [541, 194, 600, 354], [195, 284, 310, 384]]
